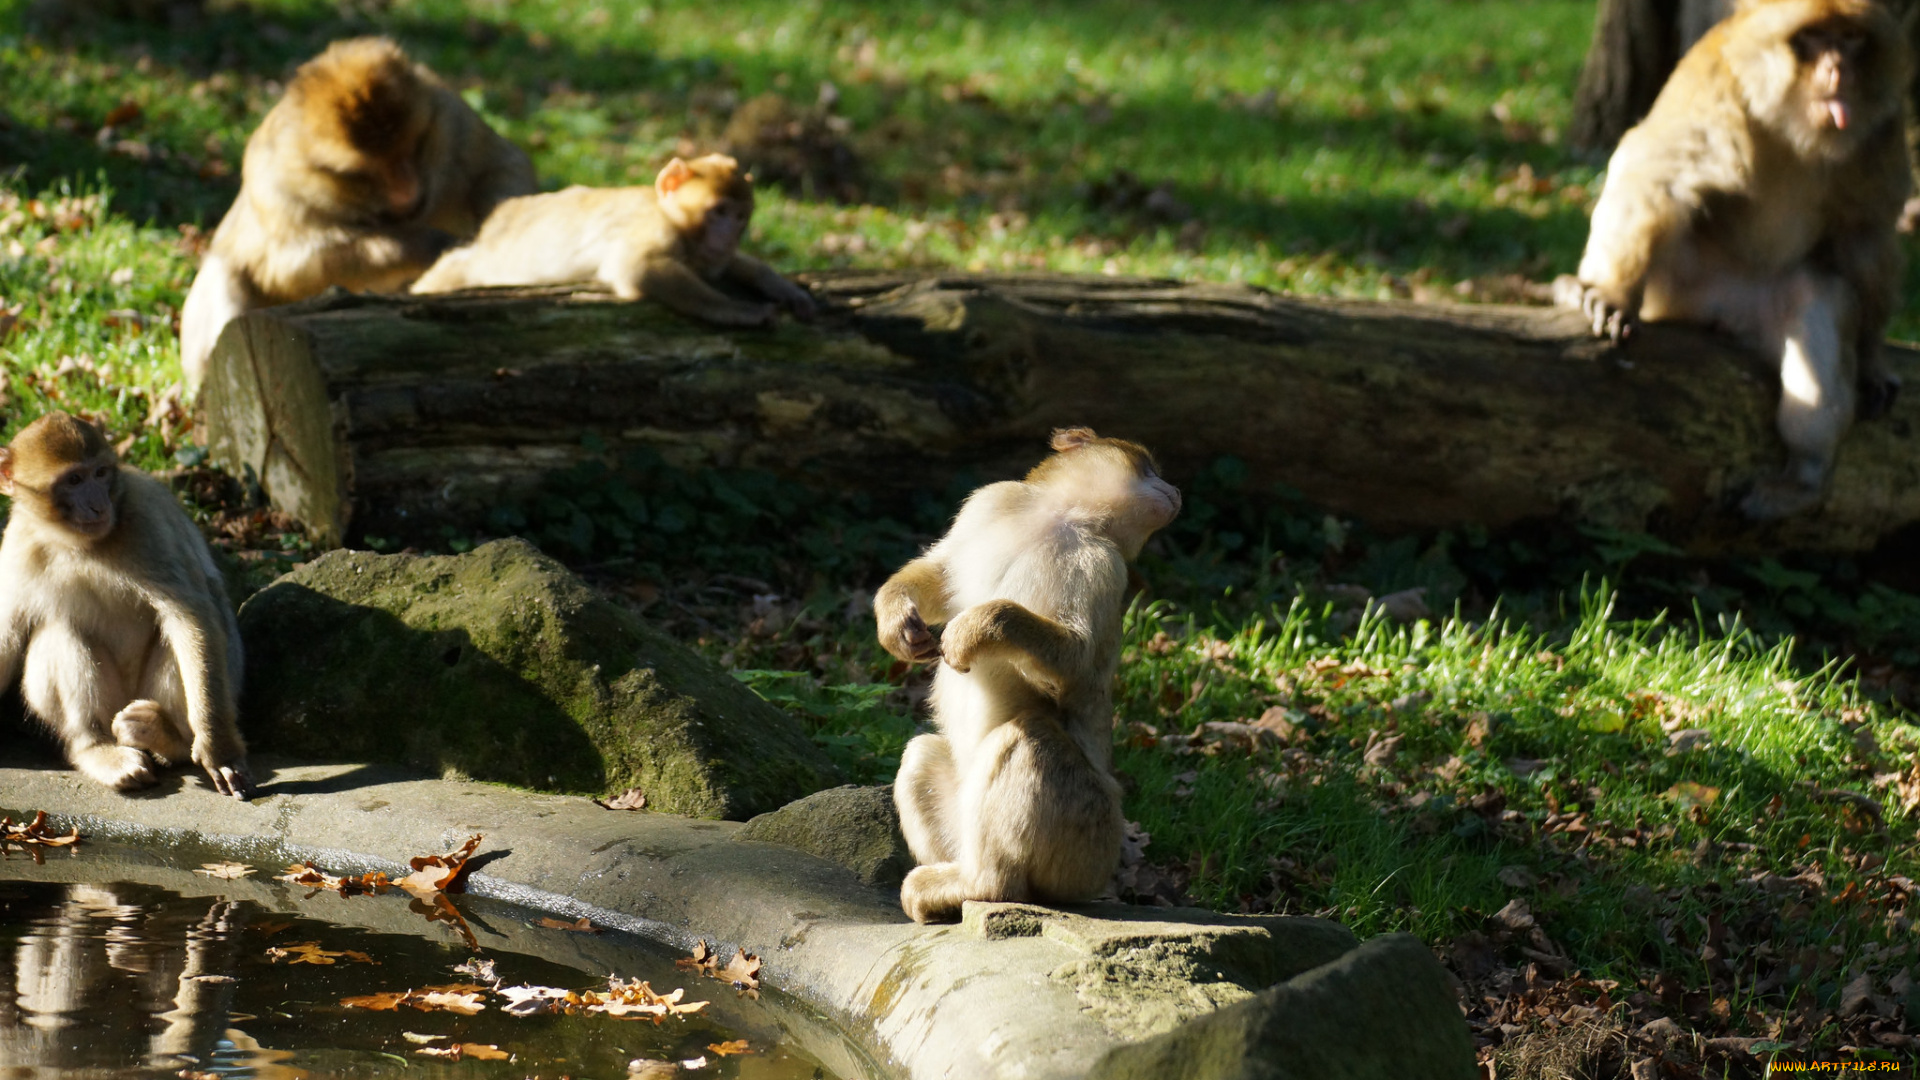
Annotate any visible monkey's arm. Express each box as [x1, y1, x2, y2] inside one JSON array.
[[875, 556, 952, 663], [0, 587, 33, 691], [939, 600, 1086, 682], [633, 256, 777, 327], [725, 253, 818, 321], [150, 589, 252, 799]]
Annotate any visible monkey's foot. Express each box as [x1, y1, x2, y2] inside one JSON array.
[[1860, 373, 1902, 421], [110, 699, 188, 764], [900, 863, 971, 924], [1740, 476, 1824, 521], [71, 744, 157, 792]]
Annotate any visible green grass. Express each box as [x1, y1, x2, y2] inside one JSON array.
[[4, 0, 1920, 1062]]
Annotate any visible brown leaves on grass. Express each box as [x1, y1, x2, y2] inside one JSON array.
[[676, 939, 762, 992], [268, 942, 376, 966], [1, 812, 81, 848], [400, 835, 482, 897]]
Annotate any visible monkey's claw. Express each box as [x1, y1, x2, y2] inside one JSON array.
[[1578, 287, 1634, 343], [206, 763, 256, 801], [892, 608, 939, 664]]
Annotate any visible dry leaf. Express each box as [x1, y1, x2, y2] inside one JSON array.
[[719, 950, 762, 990], [195, 861, 254, 879], [497, 985, 572, 1016], [410, 891, 478, 950], [627, 1060, 679, 1080], [401, 1032, 445, 1044], [451, 957, 498, 985], [1664, 781, 1721, 809], [276, 861, 390, 896], [269, 942, 375, 965], [536, 916, 601, 934], [415, 1043, 508, 1060], [681, 1057, 709, 1071], [400, 834, 482, 896], [0, 812, 81, 847], [707, 1039, 752, 1056], [341, 991, 411, 1011], [596, 787, 649, 811]]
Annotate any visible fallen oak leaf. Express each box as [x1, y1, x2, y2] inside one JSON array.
[[536, 915, 601, 934], [415, 1043, 509, 1061], [341, 992, 411, 1011], [676, 939, 718, 975], [719, 949, 762, 990], [400, 834, 482, 897], [269, 942, 375, 965], [400, 1032, 445, 1044], [413, 988, 488, 1015], [496, 984, 573, 1016], [0, 812, 82, 847], [195, 861, 254, 879], [595, 787, 648, 811], [707, 1039, 752, 1057]]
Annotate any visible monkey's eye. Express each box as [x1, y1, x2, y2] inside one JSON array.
[[94, 466, 110, 479]]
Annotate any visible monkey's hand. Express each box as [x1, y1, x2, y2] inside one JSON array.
[[939, 604, 1003, 674], [192, 739, 256, 800], [1569, 281, 1636, 343], [771, 279, 818, 322], [881, 603, 940, 664]]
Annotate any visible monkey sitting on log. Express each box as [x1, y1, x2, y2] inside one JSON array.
[[1559, 0, 1910, 520], [0, 413, 253, 798], [409, 154, 817, 326], [874, 428, 1182, 923], [180, 36, 537, 394]]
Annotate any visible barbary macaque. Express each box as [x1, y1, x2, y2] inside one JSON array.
[[1559, 0, 1911, 519], [180, 36, 536, 393], [875, 428, 1182, 923], [408, 154, 817, 326], [0, 413, 252, 798]]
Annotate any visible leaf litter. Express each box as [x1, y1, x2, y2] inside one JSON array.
[[1, 811, 81, 848], [676, 939, 762, 996]]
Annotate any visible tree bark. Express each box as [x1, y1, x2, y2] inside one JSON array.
[[1569, 0, 1682, 155], [200, 273, 1920, 556]]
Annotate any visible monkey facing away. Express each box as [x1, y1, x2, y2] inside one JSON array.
[[1559, 0, 1911, 519], [875, 428, 1182, 923], [180, 36, 536, 394], [0, 413, 252, 798], [409, 154, 817, 326]]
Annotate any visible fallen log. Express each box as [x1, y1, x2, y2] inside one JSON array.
[[200, 272, 1920, 554]]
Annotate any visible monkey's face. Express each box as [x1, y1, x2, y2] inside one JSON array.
[[657, 154, 755, 269], [297, 50, 434, 223], [1030, 429, 1182, 558], [49, 457, 119, 540], [1790, 24, 1872, 133], [1740, 4, 1904, 158]]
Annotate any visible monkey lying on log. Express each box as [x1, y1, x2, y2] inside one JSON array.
[[198, 274, 1920, 557]]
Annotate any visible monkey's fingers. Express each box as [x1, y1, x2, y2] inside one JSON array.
[[207, 763, 256, 800], [787, 290, 819, 322]]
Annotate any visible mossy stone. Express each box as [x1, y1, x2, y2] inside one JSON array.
[[237, 538, 839, 818], [734, 784, 912, 885]]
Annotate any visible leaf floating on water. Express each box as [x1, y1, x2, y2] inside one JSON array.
[[681, 1057, 709, 1071], [0, 811, 81, 847], [627, 1059, 679, 1080], [269, 942, 376, 965], [400, 834, 482, 897], [535, 915, 601, 934], [497, 984, 573, 1017], [451, 957, 498, 985], [194, 861, 254, 879], [251, 920, 293, 937], [276, 861, 391, 897], [415, 1043, 509, 1060], [677, 939, 761, 992], [595, 787, 648, 811], [707, 1039, 752, 1057], [400, 1032, 445, 1044], [341, 992, 411, 1011], [410, 891, 479, 951]]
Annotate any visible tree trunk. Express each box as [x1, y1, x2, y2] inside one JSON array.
[[1568, 0, 1681, 155], [200, 273, 1920, 556]]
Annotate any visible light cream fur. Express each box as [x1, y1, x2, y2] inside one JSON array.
[[875, 428, 1180, 923]]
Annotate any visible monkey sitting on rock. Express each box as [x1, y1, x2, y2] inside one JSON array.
[[875, 428, 1182, 923]]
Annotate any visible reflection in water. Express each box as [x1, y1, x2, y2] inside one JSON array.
[[1, 883, 301, 1078], [0, 881, 834, 1079]]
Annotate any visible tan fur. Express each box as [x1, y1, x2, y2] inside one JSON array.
[[0, 413, 251, 798], [1560, 0, 1910, 519], [875, 427, 1181, 923], [409, 154, 816, 326], [180, 36, 536, 393]]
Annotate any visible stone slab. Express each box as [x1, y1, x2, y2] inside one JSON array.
[[0, 754, 1476, 1079]]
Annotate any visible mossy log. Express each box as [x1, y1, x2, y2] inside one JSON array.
[[201, 272, 1920, 554]]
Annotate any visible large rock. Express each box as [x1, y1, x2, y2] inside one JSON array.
[[237, 538, 839, 818], [734, 784, 912, 885]]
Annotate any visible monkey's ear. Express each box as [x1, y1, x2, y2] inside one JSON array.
[[1050, 427, 1098, 452], [0, 447, 14, 496], [656, 157, 692, 196]]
